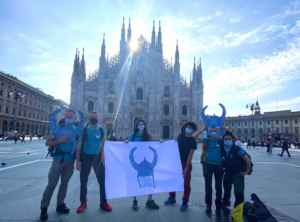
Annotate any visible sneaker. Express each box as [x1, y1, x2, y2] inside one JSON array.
[[205, 206, 212, 217], [100, 202, 112, 212], [180, 202, 188, 212], [76, 203, 87, 214], [222, 200, 231, 208], [40, 208, 48, 221], [164, 197, 176, 206], [216, 206, 222, 217], [132, 199, 139, 211], [56, 203, 70, 214], [146, 199, 160, 210]]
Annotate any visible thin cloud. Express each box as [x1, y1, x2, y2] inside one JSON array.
[[264, 96, 300, 112], [205, 37, 300, 106]]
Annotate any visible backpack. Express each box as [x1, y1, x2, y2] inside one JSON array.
[[80, 124, 104, 159], [222, 145, 253, 175], [243, 193, 278, 222]]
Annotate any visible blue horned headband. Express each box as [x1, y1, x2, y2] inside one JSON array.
[[200, 103, 226, 129], [49, 107, 85, 135]]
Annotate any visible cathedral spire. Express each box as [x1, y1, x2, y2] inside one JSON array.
[[150, 20, 156, 49], [121, 16, 126, 43], [156, 20, 162, 55], [192, 56, 196, 81], [100, 33, 106, 73], [127, 18, 132, 43], [73, 48, 79, 71], [174, 40, 180, 75], [101, 33, 106, 58], [120, 17, 127, 63], [81, 48, 86, 80], [193, 57, 203, 87]]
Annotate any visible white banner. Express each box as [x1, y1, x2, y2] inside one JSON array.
[[104, 140, 184, 199]]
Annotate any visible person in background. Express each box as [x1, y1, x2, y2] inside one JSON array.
[[221, 131, 251, 210], [279, 138, 291, 157], [76, 112, 112, 214], [266, 136, 272, 154], [164, 122, 204, 211], [127, 119, 160, 211]]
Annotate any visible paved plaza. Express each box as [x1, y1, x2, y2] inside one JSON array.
[[0, 141, 299, 222]]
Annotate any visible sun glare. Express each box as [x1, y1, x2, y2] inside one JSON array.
[[129, 39, 139, 52]]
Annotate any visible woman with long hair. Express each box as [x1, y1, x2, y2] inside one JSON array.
[[128, 119, 159, 211]]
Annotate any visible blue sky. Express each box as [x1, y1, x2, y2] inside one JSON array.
[[1, 0, 300, 116]]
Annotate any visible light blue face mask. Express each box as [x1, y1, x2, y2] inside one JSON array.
[[185, 127, 194, 135], [64, 118, 73, 126], [224, 140, 233, 152]]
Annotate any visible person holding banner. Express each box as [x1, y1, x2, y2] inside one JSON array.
[[128, 119, 160, 211], [40, 109, 79, 221], [76, 112, 112, 213], [164, 121, 204, 211]]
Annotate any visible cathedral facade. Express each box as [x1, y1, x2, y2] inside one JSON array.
[[70, 18, 203, 139]]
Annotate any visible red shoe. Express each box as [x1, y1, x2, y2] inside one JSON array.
[[100, 202, 112, 212], [76, 203, 87, 214]]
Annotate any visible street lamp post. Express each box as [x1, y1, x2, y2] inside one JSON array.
[[9, 90, 25, 132]]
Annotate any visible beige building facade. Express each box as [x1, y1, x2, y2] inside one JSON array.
[[225, 110, 300, 142], [0, 71, 59, 136]]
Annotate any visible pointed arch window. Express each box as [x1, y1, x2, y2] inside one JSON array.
[[163, 104, 170, 116], [182, 105, 188, 116], [88, 101, 94, 112], [136, 88, 143, 100], [164, 86, 170, 97], [162, 125, 170, 139], [108, 102, 114, 113]]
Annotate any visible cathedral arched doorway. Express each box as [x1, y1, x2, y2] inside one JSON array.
[[162, 125, 170, 139], [87, 101, 94, 112]]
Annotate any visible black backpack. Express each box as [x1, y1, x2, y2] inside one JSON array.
[[222, 145, 254, 175]]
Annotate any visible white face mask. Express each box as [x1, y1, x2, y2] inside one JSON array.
[[235, 140, 242, 147], [64, 118, 73, 125], [138, 124, 145, 132], [185, 127, 194, 135]]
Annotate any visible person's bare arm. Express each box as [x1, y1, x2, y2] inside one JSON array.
[[47, 136, 68, 147], [200, 142, 207, 163], [75, 137, 82, 170], [186, 150, 195, 166], [76, 137, 82, 161], [100, 140, 105, 162], [192, 123, 205, 139], [183, 150, 195, 175], [100, 131, 107, 162], [241, 155, 251, 175]]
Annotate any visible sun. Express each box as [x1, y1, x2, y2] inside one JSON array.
[[129, 39, 139, 52]]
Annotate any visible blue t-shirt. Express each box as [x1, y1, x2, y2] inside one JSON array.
[[203, 138, 223, 165], [53, 124, 78, 161], [82, 125, 105, 155], [129, 132, 144, 142]]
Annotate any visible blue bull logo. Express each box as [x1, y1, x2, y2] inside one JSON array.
[[129, 146, 158, 188]]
